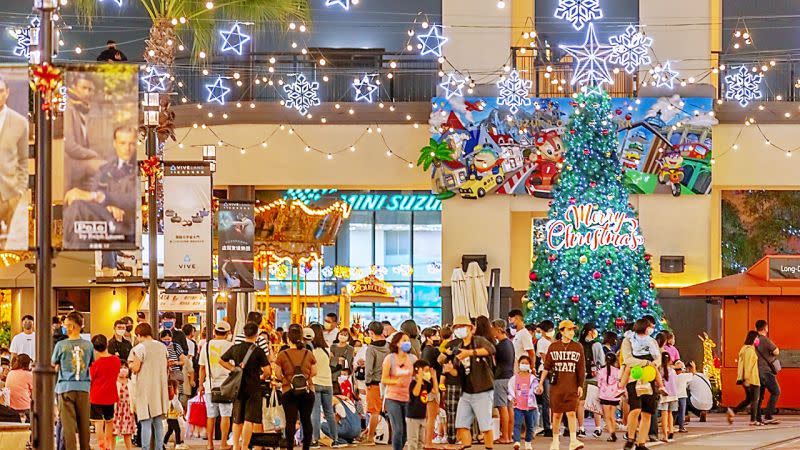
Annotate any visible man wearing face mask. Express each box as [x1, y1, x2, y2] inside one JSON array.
[[508, 309, 536, 371], [161, 312, 189, 357], [323, 313, 340, 347], [536, 320, 585, 450], [121, 316, 135, 344], [10, 315, 35, 360], [442, 315, 496, 450], [108, 319, 133, 361]]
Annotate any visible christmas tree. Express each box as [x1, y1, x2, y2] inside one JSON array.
[[525, 88, 662, 330]]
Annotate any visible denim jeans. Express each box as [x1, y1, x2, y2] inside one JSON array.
[[384, 399, 408, 450], [759, 371, 781, 420], [312, 385, 338, 443], [513, 408, 538, 443], [139, 415, 165, 450], [674, 397, 687, 428], [536, 377, 551, 431]]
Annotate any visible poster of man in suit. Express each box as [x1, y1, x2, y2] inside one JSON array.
[[63, 66, 139, 250], [218, 201, 255, 291], [0, 67, 30, 251]]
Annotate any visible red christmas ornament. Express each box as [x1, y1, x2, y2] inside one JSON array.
[[714, 357, 722, 369], [615, 317, 625, 328], [529, 272, 537, 282], [649, 282, 655, 289], [589, 181, 597, 188], [605, 259, 612, 266], [548, 254, 557, 262], [644, 253, 652, 261], [583, 149, 590, 155], [593, 271, 602, 280], [569, 129, 576, 135], [544, 291, 551, 298], [641, 301, 649, 307], [601, 129, 609, 136], [615, 108, 622, 115], [571, 295, 580, 303], [548, 201, 553, 207], [625, 113, 632, 120], [569, 197, 576, 204]]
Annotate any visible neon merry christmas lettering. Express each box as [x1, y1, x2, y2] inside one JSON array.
[[546, 204, 644, 251]]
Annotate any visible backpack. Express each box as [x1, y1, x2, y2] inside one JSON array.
[[287, 349, 310, 393]]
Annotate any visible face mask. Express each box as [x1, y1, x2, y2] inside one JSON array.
[[647, 327, 655, 336], [585, 334, 594, 342], [545, 330, 555, 338], [126, 325, 133, 333], [400, 341, 412, 353], [338, 375, 349, 384], [339, 335, 349, 343], [432, 339, 441, 346], [163, 321, 174, 330], [324, 322, 334, 331], [535, 332, 542, 340], [60, 326, 67, 335], [519, 363, 531, 372], [509, 327, 517, 337], [422, 371, 432, 382], [453, 327, 468, 340], [115, 329, 126, 337], [162, 341, 171, 346], [119, 368, 129, 377], [22, 320, 33, 331]]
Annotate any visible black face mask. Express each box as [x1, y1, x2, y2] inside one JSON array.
[[126, 325, 133, 333]]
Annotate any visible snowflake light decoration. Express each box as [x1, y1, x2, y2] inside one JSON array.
[[724, 66, 763, 107], [554, 0, 603, 31], [325, 0, 350, 10], [497, 70, 532, 114], [653, 61, 679, 89], [13, 17, 40, 58], [219, 22, 251, 55], [417, 24, 448, 57], [609, 24, 653, 74], [353, 74, 379, 103], [205, 76, 231, 105], [141, 66, 169, 92], [560, 23, 613, 86], [439, 72, 466, 99], [283, 74, 320, 115]]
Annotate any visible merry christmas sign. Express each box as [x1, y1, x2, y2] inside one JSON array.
[[546, 204, 644, 251]]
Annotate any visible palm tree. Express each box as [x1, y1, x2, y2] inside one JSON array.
[[417, 138, 454, 171], [72, 0, 309, 140]]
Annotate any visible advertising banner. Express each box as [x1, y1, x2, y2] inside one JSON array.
[[163, 162, 212, 280], [94, 250, 143, 283], [62, 65, 139, 250], [218, 201, 255, 292], [0, 66, 30, 250]]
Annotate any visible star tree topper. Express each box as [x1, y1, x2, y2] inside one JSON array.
[[608, 24, 653, 74], [284, 73, 321, 115], [220, 22, 251, 55], [206, 76, 231, 105], [353, 74, 378, 103], [417, 24, 448, 57], [560, 23, 614, 86], [497, 69, 532, 114], [440, 73, 466, 99], [724, 66, 763, 107], [554, 0, 603, 31]]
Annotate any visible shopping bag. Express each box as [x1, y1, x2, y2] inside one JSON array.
[[188, 394, 207, 427], [263, 390, 285, 432]]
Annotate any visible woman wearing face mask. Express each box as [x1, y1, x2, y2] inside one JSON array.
[[310, 323, 340, 447], [114, 361, 135, 450], [382, 332, 418, 450], [330, 328, 354, 395]]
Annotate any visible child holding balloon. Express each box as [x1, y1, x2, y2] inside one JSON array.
[[657, 352, 678, 442]]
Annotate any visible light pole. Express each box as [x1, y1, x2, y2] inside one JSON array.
[[31, 1, 56, 449], [202, 145, 216, 338], [143, 92, 160, 324]]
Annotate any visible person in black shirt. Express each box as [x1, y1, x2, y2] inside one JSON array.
[[220, 322, 270, 450], [96, 40, 128, 62], [492, 319, 515, 444], [407, 360, 434, 450], [108, 319, 132, 361]]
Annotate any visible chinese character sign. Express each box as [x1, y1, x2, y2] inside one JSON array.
[[163, 163, 212, 279], [218, 201, 255, 291]]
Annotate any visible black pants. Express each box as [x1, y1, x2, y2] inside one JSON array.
[[283, 390, 315, 450], [734, 385, 761, 422], [164, 418, 183, 444]]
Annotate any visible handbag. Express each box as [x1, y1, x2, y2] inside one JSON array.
[[755, 344, 781, 375], [187, 395, 207, 427], [205, 340, 232, 404], [262, 389, 285, 432], [217, 343, 257, 403]]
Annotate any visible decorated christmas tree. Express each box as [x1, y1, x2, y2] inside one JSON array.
[[525, 88, 662, 330]]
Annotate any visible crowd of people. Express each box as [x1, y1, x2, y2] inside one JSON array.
[[0, 310, 783, 450]]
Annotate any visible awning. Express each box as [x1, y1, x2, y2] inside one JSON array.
[[681, 255, 800, 297]]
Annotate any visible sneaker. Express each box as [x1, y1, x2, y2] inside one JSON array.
[[648, 434, 658, 442], [332, 443, 348, 448], [617, 423, 627, 432], [750, 421, 763, 426], [310, 442, 321, 449], [176, 444, 190, 450], [668, 433, 674, 442], [537, 429, 553, 437], [513, 442, 521, 450], [606, 433, 617, 442], [592, 429, 602, 438], [678, 426, 688, 433], [567, 439, 584, 450], [576, 428, 586, 438], [524, 442, 532, 450], [764, 419, 780, 425], [623, 438, 635, 450], [433, 436, 448, 444], [549, 438, 560, 450], [635, 445, 650, 450]]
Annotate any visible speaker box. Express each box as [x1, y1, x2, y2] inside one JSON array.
[[660, 255, 685, 273]]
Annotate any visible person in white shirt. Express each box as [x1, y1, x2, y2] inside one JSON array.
[[198, 320, 234, 449], [507, 309, 536, 365], [673, 360, 692, 433], [9, 315, 35, 360], [685, 361, 713, 418]]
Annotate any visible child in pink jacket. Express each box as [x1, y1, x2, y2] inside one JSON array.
[[507, 355, 539, 450], [597, 352, 624, 442]]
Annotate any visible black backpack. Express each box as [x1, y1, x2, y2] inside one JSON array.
[[287, 349, 310, 393]]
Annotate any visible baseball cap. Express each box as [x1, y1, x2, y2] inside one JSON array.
[[214, 320, 231, 333], [303, 327, 315, 340], [558, 319, 578, 331]]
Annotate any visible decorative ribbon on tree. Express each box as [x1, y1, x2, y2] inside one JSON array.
[[30, 62, 63, 116], [139, 155, 162, 192]]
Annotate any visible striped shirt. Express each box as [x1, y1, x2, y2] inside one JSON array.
[[166, 343, 184, 375], [234, 334, 270, 355]]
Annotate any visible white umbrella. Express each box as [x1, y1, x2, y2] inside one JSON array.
[[450, 268, 470, 319], [464, 262, 490, 318]]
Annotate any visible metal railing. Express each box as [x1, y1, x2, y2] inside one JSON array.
[[512, 47, 637, 98], [173, 49, 439, 104]]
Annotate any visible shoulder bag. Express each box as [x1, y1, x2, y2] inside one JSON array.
[[218, 343, 257, 402], [206, 341, 232, 404], [755, 344, 781, 375]]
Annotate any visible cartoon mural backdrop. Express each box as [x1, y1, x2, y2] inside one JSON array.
[[423, 95, 716, 199]]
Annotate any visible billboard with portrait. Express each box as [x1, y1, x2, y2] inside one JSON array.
[[163, 162, 212, 280], [218, 201, 255, 292], [0, 66, 30, 250], [62, 65, 139, 250], [94, 250, 143, 283]]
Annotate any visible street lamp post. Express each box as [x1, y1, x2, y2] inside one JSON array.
[[31, 1, 56, 449], [143, 93, 160, 324], [202, 145, 216, 339]]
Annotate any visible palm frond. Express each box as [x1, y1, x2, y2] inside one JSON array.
[[70, 0, 97, 27]]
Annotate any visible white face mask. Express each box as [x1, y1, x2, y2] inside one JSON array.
[[115, 329, 126, 337], [509, 327, 517, 337], [453, 327, 468, 340], [518, 363, 531, 372], [338, 375, 349, 384], [119, 368, 129, 377]]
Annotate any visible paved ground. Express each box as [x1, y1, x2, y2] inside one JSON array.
[[158, 414, 800, 450]]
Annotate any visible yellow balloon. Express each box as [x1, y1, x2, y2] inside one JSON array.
[[642, 365, 657, 383]]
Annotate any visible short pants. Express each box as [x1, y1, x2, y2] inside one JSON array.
[[366, 384, 382, 414], [90, 403, 115, 421], [232, 394, 263, 425], [204, 393, 234, 418], [455, 390, 494, 432], [658, 400, 678, 412], [626, 382, 658, 415], [493, 379, 510, 407]]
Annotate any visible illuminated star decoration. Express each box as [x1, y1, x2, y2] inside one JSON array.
[[560, 23, 614, 86], [417, 24, 448, 57], [13, 17, 39, 58], [141, 66, 169, 92], [497, 70, 532, 114], [353, 74, 379, 103], [205, 76, 231, 105], [724, 66, 763, 107], [219, 22, 251, 55], [608, 24, 653, 74], [554, 0, 603, 31], [283, 73, 320, 115], [653, 61, 679, 89], [325, 0, 350, 10], [99, 0, 124, 5], [439, 73, 466, 99]]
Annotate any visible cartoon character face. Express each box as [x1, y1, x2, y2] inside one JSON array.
[[663, 150, 683, 166], [472, 149, 497, 170], [535, 131, 564, 162]]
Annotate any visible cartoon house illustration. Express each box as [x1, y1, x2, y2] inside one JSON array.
[[432, 159, 468, 194], [621, 129, 647, 169]]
